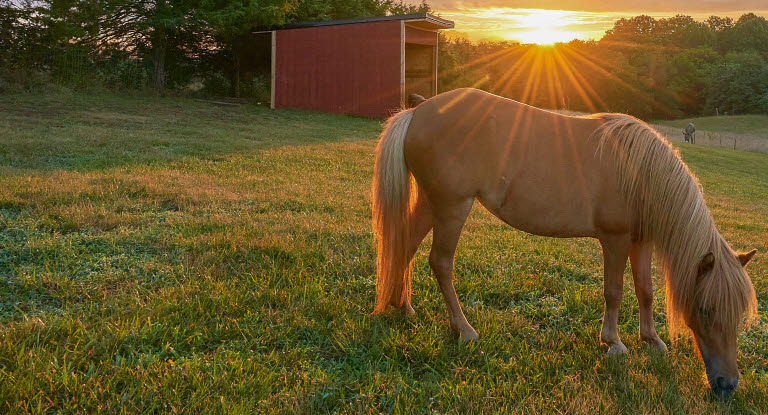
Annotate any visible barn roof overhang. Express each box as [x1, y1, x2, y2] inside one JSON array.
[[253, 13, 454, 33]]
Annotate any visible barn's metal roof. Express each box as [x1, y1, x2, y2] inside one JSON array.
[[268, 13, 454, 32]]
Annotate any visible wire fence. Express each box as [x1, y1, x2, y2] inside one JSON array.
[[1, 46, 148, 92], [654, 125, 768, 154], [0, 44, 271, 100]]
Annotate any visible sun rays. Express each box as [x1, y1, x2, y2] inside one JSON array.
[[432, 5, 729, 124], [503, 10, 585, 45], [444, 8, 614, 44], [436, 38, 664, 117]]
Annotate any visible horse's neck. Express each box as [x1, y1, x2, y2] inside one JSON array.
[[657, 200, 718, 283]]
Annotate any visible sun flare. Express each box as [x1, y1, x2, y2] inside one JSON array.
[[506, 9, 581, 44], [456, 8, 599, 44], [512, 29, 580, 45]]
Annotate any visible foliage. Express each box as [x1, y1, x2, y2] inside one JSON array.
[[438, 13, 768, 119], [1, 0, 429, 95], [291, 0, 429, 21], [2, 1, 768, 117], [704, 52, 768, 115]]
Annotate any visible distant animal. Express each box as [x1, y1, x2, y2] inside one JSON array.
[[683, 123, 696, 144], [408, 93, 427, 108], [372, 88, 757, 398]]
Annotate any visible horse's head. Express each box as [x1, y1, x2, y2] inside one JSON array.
[[685, 249, 757, 398]]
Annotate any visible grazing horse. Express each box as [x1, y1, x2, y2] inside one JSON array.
[[371, 88, 757, 398], [683, 122, 696, 144]]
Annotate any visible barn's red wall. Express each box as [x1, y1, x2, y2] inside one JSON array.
[[274, 21, 402, 119], [404, 26, 437, 45]]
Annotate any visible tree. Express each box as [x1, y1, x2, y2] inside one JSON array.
[[290, 0, 429, 22], [706, 15, 733, 32], [198, 0, 301, 96], [718, 13, 768, 56], [604, 15, 658, 40], [51, 0, 189, 90], [705, 51, 768, 114], [655, 15, 714, 48], [51, 0, 302, 91]]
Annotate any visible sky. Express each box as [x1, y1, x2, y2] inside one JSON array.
[[427, 1, 768, 43]]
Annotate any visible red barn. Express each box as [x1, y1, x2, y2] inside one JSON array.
[[260, 13, 454, 118]]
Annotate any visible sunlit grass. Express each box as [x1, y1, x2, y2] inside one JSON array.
[[1, 93, 767, 413]]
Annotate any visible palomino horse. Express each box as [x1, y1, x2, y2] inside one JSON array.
[[372, 88, 757, 398]]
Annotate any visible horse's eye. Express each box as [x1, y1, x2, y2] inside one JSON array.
[[699, 306, 713, 323]]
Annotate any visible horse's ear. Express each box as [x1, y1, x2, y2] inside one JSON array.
[[738, 249, 757, 267], [697, 252, 715, 278]]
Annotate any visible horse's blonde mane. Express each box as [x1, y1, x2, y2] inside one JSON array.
[[590, 114, 757, 338]]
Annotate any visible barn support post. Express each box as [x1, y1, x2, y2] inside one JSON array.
[[270, 31, 276, 109], [433, 32, 438, 96], [400, 20, 406, 109]]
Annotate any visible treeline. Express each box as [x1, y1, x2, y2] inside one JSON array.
[[2, 1, 767, 119], [0, 0, 428, 97], [439, 13, 768, 119]]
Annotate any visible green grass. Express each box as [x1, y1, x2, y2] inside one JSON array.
[[653, 115, 768, 137], [1, 93, 767, 413]]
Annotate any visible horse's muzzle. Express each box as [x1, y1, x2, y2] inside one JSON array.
[[710, 375, 739, 399]]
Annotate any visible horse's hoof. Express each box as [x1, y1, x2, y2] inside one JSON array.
[[643, 336, 668, 351], [606, 342, 628, 356], [400, 304, 416, 316], [458, 329, 479, 344]]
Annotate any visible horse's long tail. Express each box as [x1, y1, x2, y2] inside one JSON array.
[[372, 109, 416, 314]]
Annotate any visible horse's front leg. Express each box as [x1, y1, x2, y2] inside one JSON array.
[[598, 233, 632, 356], [630, 242, 667, 350]]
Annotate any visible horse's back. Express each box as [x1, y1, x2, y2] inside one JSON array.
[[404, 89, 630, 238]]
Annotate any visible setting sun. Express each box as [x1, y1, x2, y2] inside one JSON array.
[[511, 29, 580, 44], [442, 7, 630, 44], [504, 10, 583, 45], [452, 8, 601, 44], [505, 9, 582, 44]]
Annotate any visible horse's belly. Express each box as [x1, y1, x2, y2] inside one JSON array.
[[494, 202, 596, 237], [479, 180, 598, 238]]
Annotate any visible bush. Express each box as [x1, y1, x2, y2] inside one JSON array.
[[201, 72, 231, 97]]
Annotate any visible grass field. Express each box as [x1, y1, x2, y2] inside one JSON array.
[[1, 93, 767, 413], [653, 115, 768, 138]]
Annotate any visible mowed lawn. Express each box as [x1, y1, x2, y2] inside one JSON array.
[[1, 94, 767, 414]]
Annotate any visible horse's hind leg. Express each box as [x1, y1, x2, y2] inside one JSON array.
[[428, 197, 478, 343], [629, 242, 667, 350], [399, 191, 434, 315], [599, 233, 632, 356]]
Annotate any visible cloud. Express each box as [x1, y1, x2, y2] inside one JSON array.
[[428, 3, 768, 42], [439, 8, 619, 42], [429, 0, 768, 13]]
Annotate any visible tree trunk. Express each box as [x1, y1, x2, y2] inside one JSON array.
[[152, 42, 166, 91], [231, 36, 242, 98], [233, 52, 241, 98], [151, 0, 167, 92]]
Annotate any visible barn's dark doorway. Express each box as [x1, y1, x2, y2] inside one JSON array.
[[404, 43, 436, 100]]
